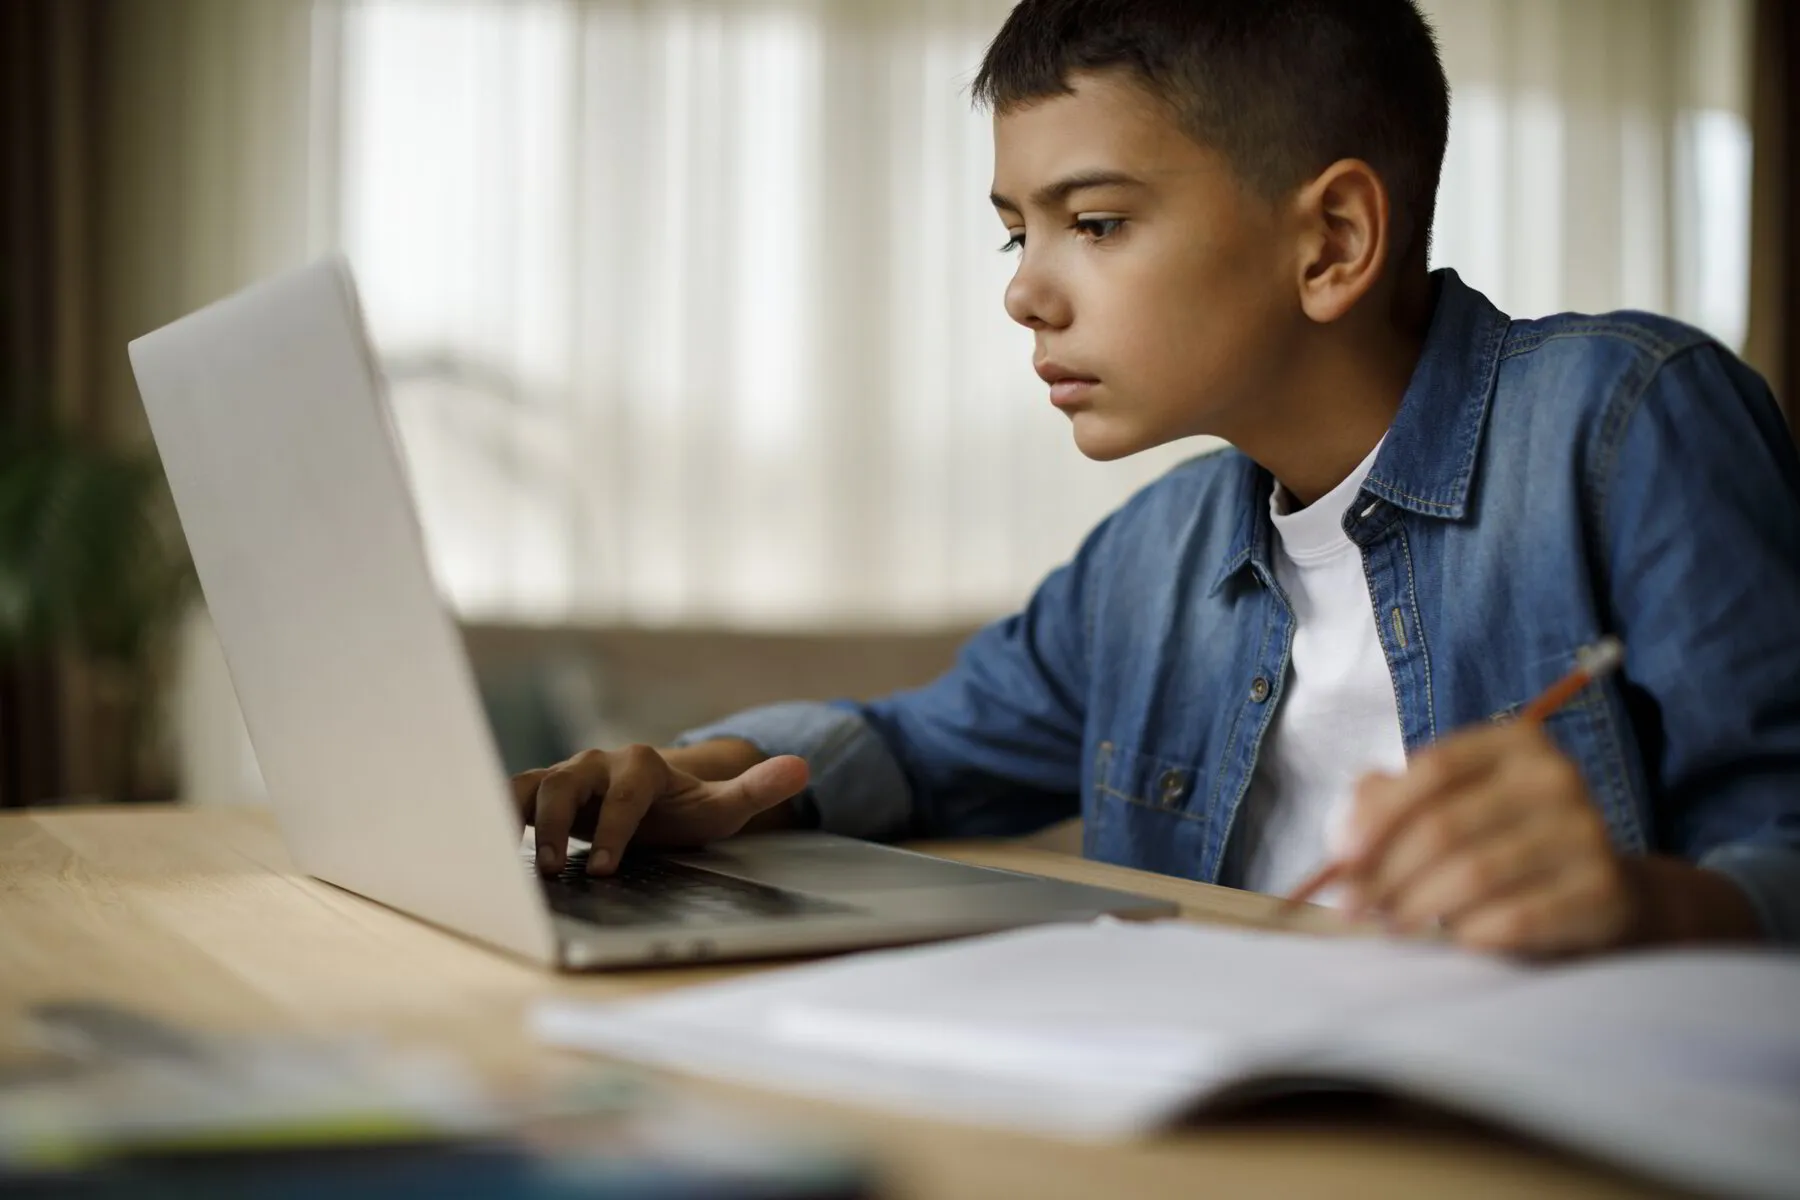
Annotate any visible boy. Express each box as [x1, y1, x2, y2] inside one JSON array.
[[514, 0, 1800, 955]]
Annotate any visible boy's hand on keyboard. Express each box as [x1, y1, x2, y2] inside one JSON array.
[[512, 742, 808, 878]]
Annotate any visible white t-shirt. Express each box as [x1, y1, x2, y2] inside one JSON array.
[[1229, 439, 1409, 898]]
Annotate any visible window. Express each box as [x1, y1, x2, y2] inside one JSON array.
[[323, 0, 1752, 628]]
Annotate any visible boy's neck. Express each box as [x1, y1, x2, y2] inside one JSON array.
[[1241, 272, 1435, 510]]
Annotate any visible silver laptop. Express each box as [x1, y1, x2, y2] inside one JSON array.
[[128, 255, 1175, 970]]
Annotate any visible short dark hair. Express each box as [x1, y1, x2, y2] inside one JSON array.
[[972, 0, 1451, 262]]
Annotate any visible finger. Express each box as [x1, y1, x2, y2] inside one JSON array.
[[510, 768, 550, 826], [1282, 772, 1406, 910], [533, 751, 609, 876], [1339, 723, 1541, 868], [1385, 812, 1581, 931], [1377, 738, 1598, 923], [1450, 860, 1633, 957], [1294, 725, 1546, 911], [703, 755, 811, 820], [1355, 779, 1530, 916], [587, 745, 669, 875], [1281, 861, 1346, 911]]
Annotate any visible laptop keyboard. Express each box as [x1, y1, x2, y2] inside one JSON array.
[[528, 846, 857, 928]]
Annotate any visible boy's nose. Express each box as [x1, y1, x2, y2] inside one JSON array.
[[1004, 263, 1070, 331]]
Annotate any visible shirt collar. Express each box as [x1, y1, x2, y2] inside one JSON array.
[[1210, 269, 1510, 597]]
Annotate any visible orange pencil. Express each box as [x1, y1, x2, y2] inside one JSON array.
[[1281, 636, 1626, 912]]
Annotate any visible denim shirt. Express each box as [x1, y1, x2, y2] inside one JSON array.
[[680, 270, 1800, 943]]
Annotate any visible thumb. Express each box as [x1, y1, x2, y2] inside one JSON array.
[[710, 754, 809, 814]]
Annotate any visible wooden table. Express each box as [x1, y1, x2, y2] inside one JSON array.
[[0, 806, 1669, 1199]]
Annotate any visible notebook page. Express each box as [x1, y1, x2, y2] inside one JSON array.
[[535, 918, 1520, 1138], [1321, 950, 1800, 1199]]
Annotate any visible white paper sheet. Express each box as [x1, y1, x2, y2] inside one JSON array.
[[1327, 951, 1800, 1200], [533, 919, 1520, 1138]]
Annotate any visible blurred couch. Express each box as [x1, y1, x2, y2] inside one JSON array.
[[460, 622, 977, 775], [178, 607, 1087, 850], [172, 604, 975, 801]]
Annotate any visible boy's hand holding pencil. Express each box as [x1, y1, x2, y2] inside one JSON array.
[[1285, 639, 1644, 956]]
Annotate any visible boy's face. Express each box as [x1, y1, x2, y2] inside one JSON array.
[[991, 71, 1296, 460]]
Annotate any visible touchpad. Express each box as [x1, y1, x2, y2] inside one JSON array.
[[671, 839, 1010, 894]]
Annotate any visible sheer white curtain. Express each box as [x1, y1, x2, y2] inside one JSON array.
[[1423, 0, 1752, 343], [321, 0, 1752, 631]]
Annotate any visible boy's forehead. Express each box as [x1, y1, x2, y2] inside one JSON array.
[[989, 70, 1209, 200]]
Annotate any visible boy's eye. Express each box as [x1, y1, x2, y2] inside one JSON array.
[[998, 231, 1025, 254], [1074, 217, 1124, 241]]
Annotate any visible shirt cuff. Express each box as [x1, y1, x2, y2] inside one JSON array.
[[672, 701, 913, 842], [1699, 841, 1800, 945]]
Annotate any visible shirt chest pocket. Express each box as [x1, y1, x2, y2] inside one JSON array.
[[1085, 740, 1212, 878]]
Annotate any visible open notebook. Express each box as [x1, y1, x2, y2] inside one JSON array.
[[535, 919, 1800, 1200]]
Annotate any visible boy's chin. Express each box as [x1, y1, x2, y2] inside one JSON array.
[[1068, 411, 1161, 462]]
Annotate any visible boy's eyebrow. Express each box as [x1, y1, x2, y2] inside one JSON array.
[[989, 169, 1145, 213]]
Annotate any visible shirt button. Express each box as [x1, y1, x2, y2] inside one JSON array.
[[1157, 769, 1184, 805], [1249, 676, 1272, 703]]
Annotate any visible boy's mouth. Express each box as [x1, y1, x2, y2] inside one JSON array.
[[1036, 361, 1101, 409]]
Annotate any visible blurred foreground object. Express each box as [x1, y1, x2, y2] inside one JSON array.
[[0, 1000, 870, 1199]]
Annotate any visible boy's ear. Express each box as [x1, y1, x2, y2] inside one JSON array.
[[1292, 159, 1390, 324]]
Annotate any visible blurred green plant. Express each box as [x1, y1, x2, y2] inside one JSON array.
[[0, 418, 196, 801]]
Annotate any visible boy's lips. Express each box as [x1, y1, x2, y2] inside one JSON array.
[[1035, 361, 1100, 409]]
